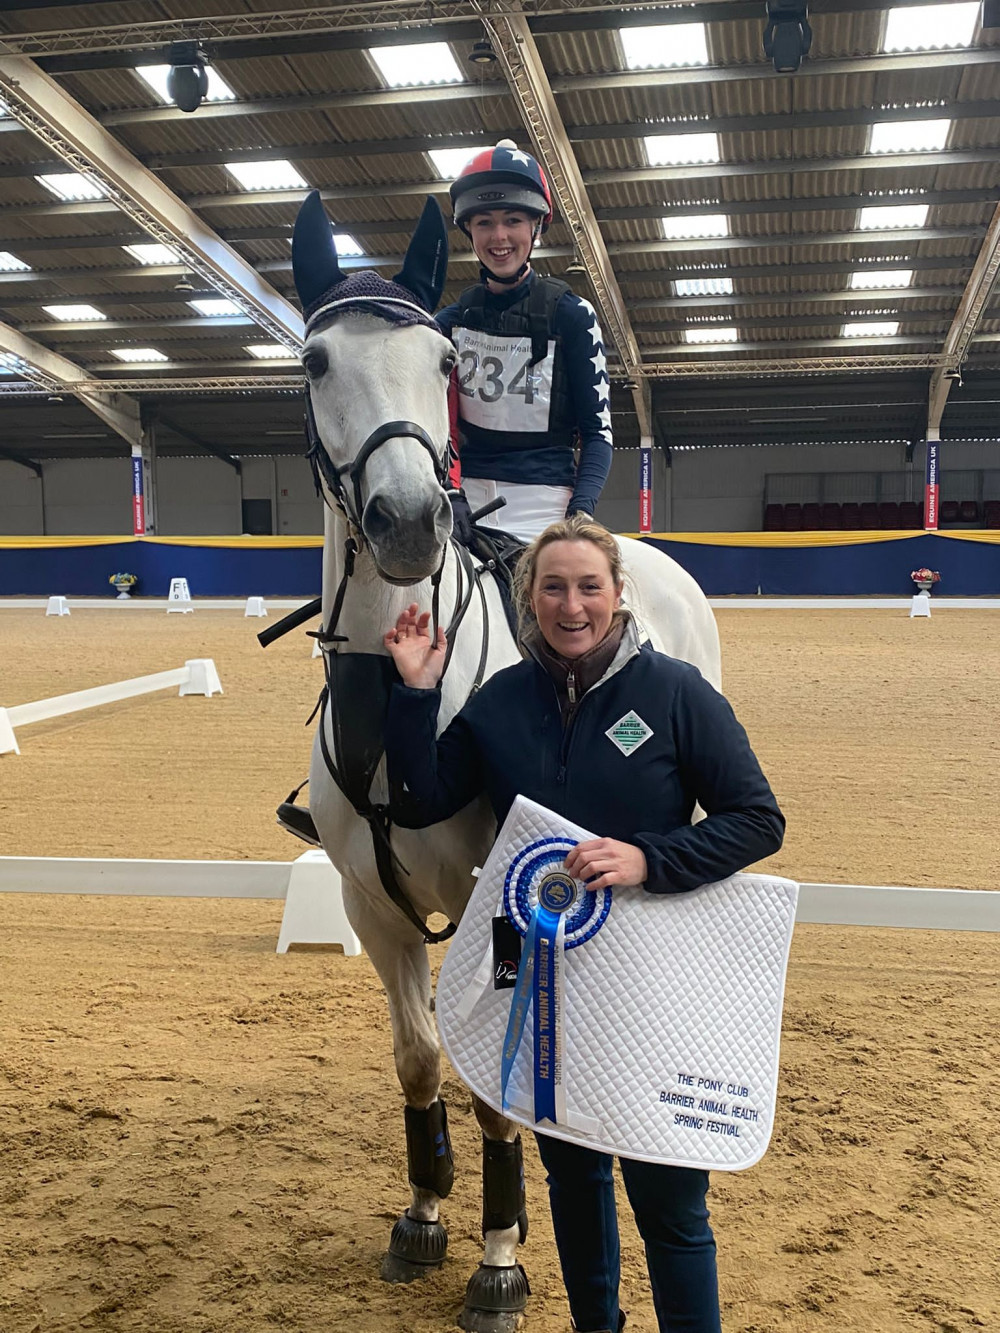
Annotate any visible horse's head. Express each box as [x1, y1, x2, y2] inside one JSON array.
[[293, 191, 455, 585]]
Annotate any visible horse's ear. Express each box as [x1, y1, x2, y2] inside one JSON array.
[[293, 189, 343, 311], [393, 197, 449, 313]]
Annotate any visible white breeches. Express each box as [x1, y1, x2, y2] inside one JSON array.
[[463, 478, 573, 543]]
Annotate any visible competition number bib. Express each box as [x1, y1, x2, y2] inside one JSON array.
[[454, 328, 555, 433]]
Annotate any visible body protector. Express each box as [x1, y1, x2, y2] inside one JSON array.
[[450, 274, 578, 487]]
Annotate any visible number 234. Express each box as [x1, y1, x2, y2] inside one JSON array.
[[458, 350, 538, 404]]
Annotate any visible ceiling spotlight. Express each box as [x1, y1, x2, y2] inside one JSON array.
[[469, 38, 497, 65], [173, 274, 197, 292], [165, 40, 209, 113], [762, 1, 812, 74], [565, 255, 587, 277]]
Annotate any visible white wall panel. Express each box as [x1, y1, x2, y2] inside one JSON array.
[[275, 455, 322, 535], [156, 457, 240, 535], [43, 458, 131, 535], [0, 462, 44, 534]]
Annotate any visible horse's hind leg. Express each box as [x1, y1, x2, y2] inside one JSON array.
[[458, 1094, 530, 1333], [356, 912, 453, 1283]]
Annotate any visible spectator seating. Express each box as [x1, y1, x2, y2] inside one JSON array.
[[841, 502, 861, 528], [940, 500, 960, 524], [877, 501, 900, 528], [820, 503, 842, 529], [801, 502, 822, 529], [984, 500, 1000, 528], [959, 500, 979, 523], [898, 501, 921, 528], [764, 503, 784, 530], [860, 502, 880, 529], [783, 502, 803, 530]]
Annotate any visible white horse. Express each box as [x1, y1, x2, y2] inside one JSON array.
[[290, 191, 721, 1332]]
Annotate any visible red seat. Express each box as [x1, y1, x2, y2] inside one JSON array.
[[984, 500, 1000, 528], [783, 503, 803, 530], [898, 501, 920, 529], [877, 501, 900, 528], [860, 502, 880, 529], [801, 502, 822, 530], [940, 500, 959, 524], [820, 502, 842, 529], [959, 500, 979, 523], [764, 503, 784, 531], [841, 502, 861, 528]]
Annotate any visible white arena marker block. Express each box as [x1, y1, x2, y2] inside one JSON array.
[[0, 708, 20, 756], [277, 849, 362, 956], [180, 659, 223, 697], [167, 577, 193, 613], [245, 596, 268, 617], [45, 596, 70, 616], [910, 593, 931, 618], [311, 636, 322, 657]]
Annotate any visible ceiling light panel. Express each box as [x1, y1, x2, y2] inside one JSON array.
[[674, 276, 734, 296], [858, 204, 929, 229], [662, 214, 730, 240], [368, 42, 463, 87], [110, 348, 169, 362], [136, 64, 236, 104], [124, 242, 180, 265], [869, 119, 952, 154], [0, 251, 30, 272], [334, 233, 365, 257], [619, 23, 709, 69], [849, 269, 913, 289], [684, 326, 738, 343], [189, 298, 243, 317], [842, 321, 900, 338], [246, 344, 297, 359], [428, 146, 490, 179], [35, 173, 107, 201], [882, 2, 979, 52], [225, 160, 307, 191], [644, 132, 721, 166], [42, 304, 106, 321]]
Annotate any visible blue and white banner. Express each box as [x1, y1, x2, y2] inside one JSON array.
[[639, 445, 652, 533]]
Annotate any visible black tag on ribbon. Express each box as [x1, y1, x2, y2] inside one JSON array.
[[492, 916, 521, 989]]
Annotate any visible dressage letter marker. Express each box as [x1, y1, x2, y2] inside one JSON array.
[[437, 796, 799, 1171]]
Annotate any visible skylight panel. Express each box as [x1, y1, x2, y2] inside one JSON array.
[[869, 118, 952, 154], [858, 203, 929, 230], [0, 250, 30, 272], [684, 326, 738, 344], [428, 146, 490, 179], [849, 269, 913, 289], [123, 242, 180, 265], [644, 132, 721, 166], [674, 276, 734, 296], [110, 348, 169, 363], [368, 42, 463, 87], [36, 172, 107, 201], [620, 22, 709, 69], [334, 233, 365, 257], [842, 321, 899, 338], [246, 343, 297, 360], [189, 298, 242, 317], [225, 160, 307, 191], [0, 97, 9, 117], [136, 64, 236, 104], [662, 214, 730, 240], [882, 2, 979, 52], [42, 304, 106, 321]]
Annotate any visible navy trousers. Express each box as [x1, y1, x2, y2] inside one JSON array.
[[534, 1133, 722, 1333]]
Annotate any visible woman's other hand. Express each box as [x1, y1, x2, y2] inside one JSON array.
[[384, 603, 447, 690], [564, 838, 647, 891]]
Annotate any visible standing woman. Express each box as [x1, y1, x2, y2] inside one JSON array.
[[384, 513, 785, 1333], [440, 142, 614, 541]]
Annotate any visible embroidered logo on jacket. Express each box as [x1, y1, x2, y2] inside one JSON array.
[[605, 710, 653, 756]]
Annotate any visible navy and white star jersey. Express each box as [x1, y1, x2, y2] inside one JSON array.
[[437, 273, 613, 517]]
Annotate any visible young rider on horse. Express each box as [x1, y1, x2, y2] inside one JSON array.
[[443, 140, 614, 543]]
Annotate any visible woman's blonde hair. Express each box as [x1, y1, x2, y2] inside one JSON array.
[[512, 512, 625, 636]]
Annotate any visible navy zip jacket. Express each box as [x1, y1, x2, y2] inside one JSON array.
[[385, 625, 785, 894]]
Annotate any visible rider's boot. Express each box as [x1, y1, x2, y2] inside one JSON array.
[[276, 785, 321, 847]]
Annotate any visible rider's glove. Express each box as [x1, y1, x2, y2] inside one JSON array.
[[448, 488, 476, 547]]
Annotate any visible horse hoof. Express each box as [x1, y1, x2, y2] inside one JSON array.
[[380, 1212, 448, 1283], [458, 1263, 530, 1331]]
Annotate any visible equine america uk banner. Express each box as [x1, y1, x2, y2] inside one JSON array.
[[131, 448, 146, 536], [924, 440, 939, 530], [639, 445, 652, 533]]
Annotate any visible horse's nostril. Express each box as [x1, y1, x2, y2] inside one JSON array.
[[424, 494, 451, 533], [364, 494, 397, 537]]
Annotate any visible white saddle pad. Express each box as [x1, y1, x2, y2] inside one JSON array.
[[437, 795, 798, 1171]]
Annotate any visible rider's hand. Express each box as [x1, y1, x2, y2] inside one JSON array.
[[563, 838, 647, 891], [448, 488, 476, 547], [384, 603, 448, 690]]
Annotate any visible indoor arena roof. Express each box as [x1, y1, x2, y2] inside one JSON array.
[[2, 0, 1000, 462]]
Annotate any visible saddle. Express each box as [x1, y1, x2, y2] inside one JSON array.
[[464, 524, 525, 640]]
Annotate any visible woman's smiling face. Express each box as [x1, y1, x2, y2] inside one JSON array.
[[529, 539, 623, 659], [467, 209, 537, 283]]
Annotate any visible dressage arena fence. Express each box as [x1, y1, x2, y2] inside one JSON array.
[[0, 658, 222, 756]]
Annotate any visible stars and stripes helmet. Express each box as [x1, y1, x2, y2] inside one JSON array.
[[449, 140, 553, 233]]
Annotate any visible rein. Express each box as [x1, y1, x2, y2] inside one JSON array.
[[262, 406, 493, 947]]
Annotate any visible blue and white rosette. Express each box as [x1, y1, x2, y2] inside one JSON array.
[[500, 838, 612, 1127]]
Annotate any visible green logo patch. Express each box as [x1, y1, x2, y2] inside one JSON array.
[[605, 710, 653, 756]]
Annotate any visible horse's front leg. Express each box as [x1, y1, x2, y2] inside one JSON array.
[[458, 1094, 530, 1333], [355, 911, 454, 1282]]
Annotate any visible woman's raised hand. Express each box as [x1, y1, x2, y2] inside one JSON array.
[[383, 604, 448, 690]]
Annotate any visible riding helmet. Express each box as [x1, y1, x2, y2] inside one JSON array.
[[449, 140, 553, 234]]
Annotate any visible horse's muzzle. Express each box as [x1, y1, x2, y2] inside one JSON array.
[[362, 489, 452, 582]]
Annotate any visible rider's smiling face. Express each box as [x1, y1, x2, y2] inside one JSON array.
[[530, 540, 623, 660], [468, 209, 537, 284]]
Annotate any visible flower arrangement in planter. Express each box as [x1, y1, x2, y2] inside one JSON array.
[[109, 571, 138, 599], [910, 567, 941, 593]]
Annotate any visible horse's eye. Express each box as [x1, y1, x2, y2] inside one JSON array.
[[303, 347, 328, 379], [441, 350, 457, 376]]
